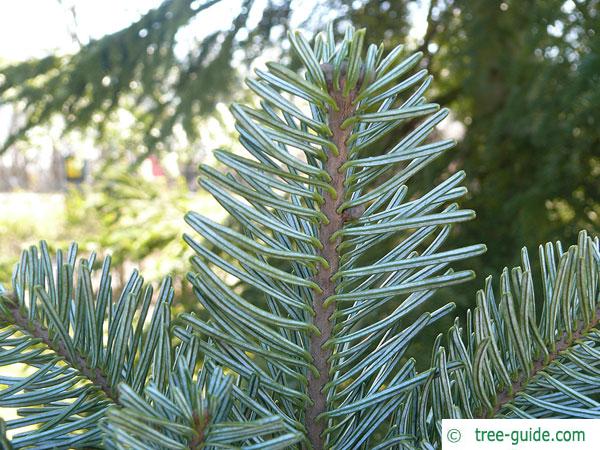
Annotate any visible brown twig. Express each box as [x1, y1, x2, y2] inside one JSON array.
[[304, 65, 360, 450], [189, 410, 209, 450], [417, 0, 440, 57]]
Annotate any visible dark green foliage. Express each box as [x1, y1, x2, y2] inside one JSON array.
[[347, 0, 600, 303], [431, 0, 600, 271], [0, 0, 289, 157]]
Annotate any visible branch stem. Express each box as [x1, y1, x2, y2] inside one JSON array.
[[189, 411, 209, 449], [305, 68, 358, 449]]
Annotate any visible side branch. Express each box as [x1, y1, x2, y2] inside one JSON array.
[[0, 291, 119, 403], [484, 305, 600, 418]]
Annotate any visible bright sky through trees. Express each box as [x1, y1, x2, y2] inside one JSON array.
[[0, 1, 430, 62]]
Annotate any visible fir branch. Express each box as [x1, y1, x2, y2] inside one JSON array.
[[0, 242, 174, 449], [1, 291, 119, 403], [423, 231, 600, 445], [488, 302, 600, 418], [5, 22, 594, 450], [180, 25, 481, 448], [102, 360, 303, 449], [0, 0, 227, 155]]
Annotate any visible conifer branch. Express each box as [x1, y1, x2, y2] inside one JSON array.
[[1, 23, 596, 450], [0, 243, 176, 449], [423, 232, 600, 445], [180, 26, 481, 447], [487, 304, 600, 418], [103, 362, 302, 448], [1, 291, 119, 403]]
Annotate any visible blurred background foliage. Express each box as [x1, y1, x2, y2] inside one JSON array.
[[0, 0, 598, 333]]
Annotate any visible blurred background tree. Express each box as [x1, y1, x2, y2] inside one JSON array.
[[0, 0, 598, 314], [347, 0, 600, 308]]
